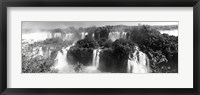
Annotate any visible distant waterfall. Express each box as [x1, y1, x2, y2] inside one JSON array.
[[121, 32, 127, 39], [127, 48, 150, 73], [53, 33, 62, 38], [92, 49, 101, 68], [64, 33, 73, 40], [92, 33, 94, 39], [108, 32, 127, 41], [81, 32, 88, 39], [47, 33, 52, 39], [38, 47, 43, 56], [54, 43, 75, 72], [42, 47, 52, 59], [22, 32, 52, 42]]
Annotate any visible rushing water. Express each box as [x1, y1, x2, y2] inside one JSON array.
[[108, 32, 127, 41], [127, 49, 150, 73], [64, 33, 73, 41], [38, 47, 43, 56], [81, 32, 88, 39], [22, 30, 153, 73], [53, 33, 62, 38], [53, 45, 102, 73], [53, 43, 75, 73], [92, 48, 101, 69], [92, 33, 94, 39]]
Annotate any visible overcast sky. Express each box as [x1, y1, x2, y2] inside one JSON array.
[[22, 21, 178, 30]]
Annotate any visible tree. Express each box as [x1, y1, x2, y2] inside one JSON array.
[[75, 36, 99, 49], [22, 40, 56, 73], [111, 39, 136, 72]]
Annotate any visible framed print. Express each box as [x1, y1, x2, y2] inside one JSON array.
[[0, 0, 200, 95]]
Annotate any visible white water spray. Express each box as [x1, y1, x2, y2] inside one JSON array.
[[92, 49, 101, 69], [54, 43, 75, 72], [53, 33, 62, 38], [64, 33, 73, 40], [81, 32, 88, 39], [38, 47, 43, 56], [92, 33, 94, 39], [121, 32, 127, 39], [127, 47, 150, 73], [108, 32, 127, 41]]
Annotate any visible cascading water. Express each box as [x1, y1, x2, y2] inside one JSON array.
[[53, 33, 62, 38], [121, 32, 127, 39], [64, 33, 73, 41], [81, 32, 88, 39], [92, 49, 101, 69], [108, 32, 120, 41], [127, 47, 150, 73], [54, 49, 67, 71], [43, 47, 51, 59], [38, 47, 43, 56], [47, 33, 52, 39], [53, 43, 75, 72], [108, 32, 127, 41], [92, 33, 94, 39]]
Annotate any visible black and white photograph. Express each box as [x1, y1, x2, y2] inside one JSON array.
[[22, 21, 178, 73]]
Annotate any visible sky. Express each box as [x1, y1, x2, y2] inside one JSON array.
[[22, 21, 178, 30]]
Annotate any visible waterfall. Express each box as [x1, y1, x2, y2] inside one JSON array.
[[92, 33, 94, 39], [54, 43, 75, 72], [121, 32, 127, 39], [54, 33, 62, 38], [54, 50, 67, 70], [108, 32, 127, 41], [81, 32, 88, 39], [43, 47, 50, 59], [47, 33, 52, 39], [64, 33, 73, 40], [38, 47, 43, 56], [92, 49, 101, 68], [127, 47, 150, 73]]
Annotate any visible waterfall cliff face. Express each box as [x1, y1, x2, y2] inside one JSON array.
[[108, 32, 127, 41], [127, 49, 150, 73], [92, 49, 101, 69]]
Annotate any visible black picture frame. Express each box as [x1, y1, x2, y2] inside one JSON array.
[[0, 0, 200, 95]]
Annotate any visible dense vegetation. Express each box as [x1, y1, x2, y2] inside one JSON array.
[[67, 25, 178, 73], [22, 25, 178, 73], [22, 40, 58, 73]]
